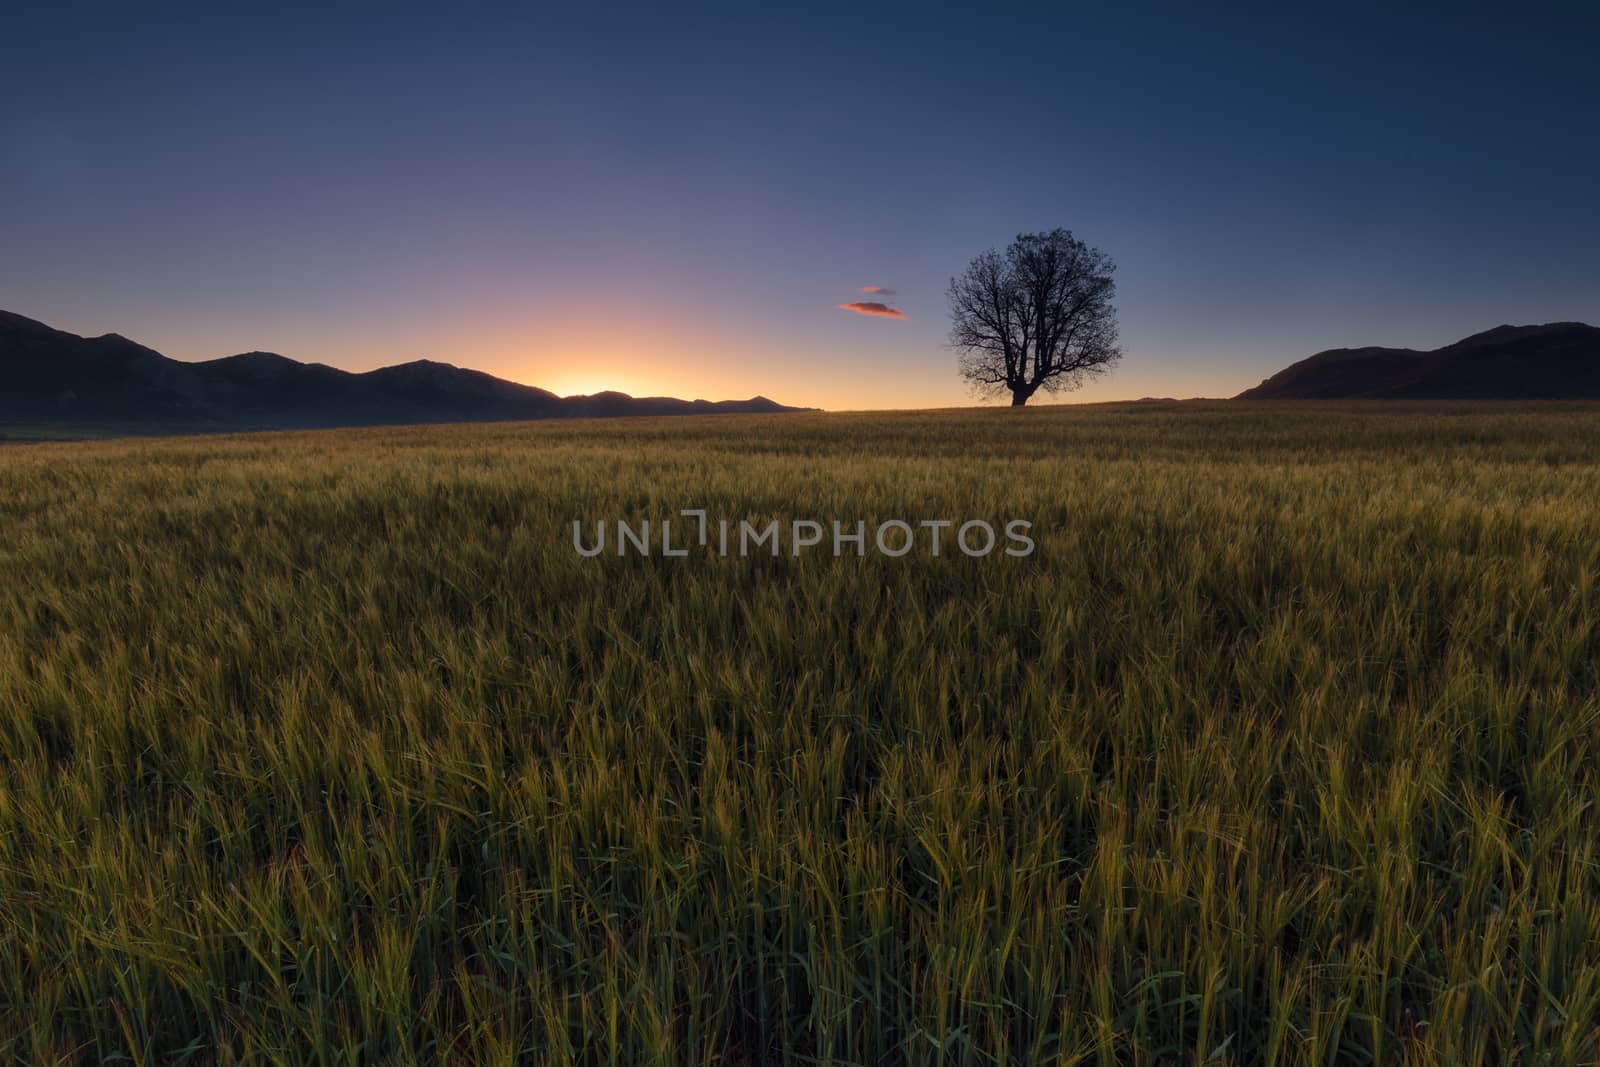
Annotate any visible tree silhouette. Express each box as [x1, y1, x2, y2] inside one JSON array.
[[948, 229, 1121, 406]]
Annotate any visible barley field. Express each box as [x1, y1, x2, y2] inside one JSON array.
[[2, 402, 1599, 1065]]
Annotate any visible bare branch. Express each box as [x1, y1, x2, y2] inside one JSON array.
[[948, 229, 1120, 406]]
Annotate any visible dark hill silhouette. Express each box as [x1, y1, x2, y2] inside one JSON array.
[[1238, 323, 1600, 399], [0, 310, 809, 433]]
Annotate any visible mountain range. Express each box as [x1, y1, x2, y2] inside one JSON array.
[[0, 310, 808, 435], [1238, 323, 1600, 399], [9, 312, 1599, 434]]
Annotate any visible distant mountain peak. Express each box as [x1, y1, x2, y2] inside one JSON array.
[[384, 358, 458, 371], [205, 350, 297, 365], [0, 310, 60, 336], [1239, 322, 1600, 400], [1446, 322, 1593, 349]]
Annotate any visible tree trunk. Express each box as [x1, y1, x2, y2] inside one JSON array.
[[1010, 389, 1029, 407]]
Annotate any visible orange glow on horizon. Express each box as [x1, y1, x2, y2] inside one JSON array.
[[149, 294, 1235, 414]]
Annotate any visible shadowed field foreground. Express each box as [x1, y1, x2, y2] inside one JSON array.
[[2, 402, 1599, 1064]]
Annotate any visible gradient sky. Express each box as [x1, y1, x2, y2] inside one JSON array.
[[4, 4, 1598, 409]]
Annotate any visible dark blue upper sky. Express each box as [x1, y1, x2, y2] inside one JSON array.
[[4, 3, 1597, 407]]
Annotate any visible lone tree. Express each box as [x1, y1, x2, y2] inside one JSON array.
[[948, 229, 1121, 406]]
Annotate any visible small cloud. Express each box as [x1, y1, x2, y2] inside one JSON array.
[[860, 285, 896, 295], [838, 301, 907, 320]]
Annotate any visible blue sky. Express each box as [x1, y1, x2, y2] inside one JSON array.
[[3, 3, 1597, 408]]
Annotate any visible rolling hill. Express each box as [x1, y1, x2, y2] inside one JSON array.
[[0, 310, 807, 435], [1237, 323, 1600, 399]]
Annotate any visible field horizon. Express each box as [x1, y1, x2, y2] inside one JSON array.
[[24, 395, 1600, 445]]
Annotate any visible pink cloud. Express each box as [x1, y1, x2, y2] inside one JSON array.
[[838, 301, 907, 320], [860, 285, 896, 295]]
